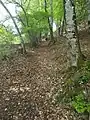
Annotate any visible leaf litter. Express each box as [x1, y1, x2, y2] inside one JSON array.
[[0, 33, 90, 120]]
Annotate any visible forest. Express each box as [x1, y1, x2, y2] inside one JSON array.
[[0, 0, 90, 119]]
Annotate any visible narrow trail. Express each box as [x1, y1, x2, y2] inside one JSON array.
[[0, 41, 71, 120], [0, 31, 90, 120]]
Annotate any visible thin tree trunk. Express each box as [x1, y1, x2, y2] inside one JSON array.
[[58, 22, 60, 37], [56, 19, 60, 39], [60, 17, 64, 36], [62, 0, 67, 35], [39, 32, 41, 42], [44, 0, 54, 43], [15, 1, 29, 30], [50, 0, 54, 41], [0, 0, 26, 54]]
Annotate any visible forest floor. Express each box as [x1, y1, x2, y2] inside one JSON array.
[[0, 30, 90, 120]]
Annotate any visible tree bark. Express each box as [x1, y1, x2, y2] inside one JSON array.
[[50, 0, 54, 41], [0, 0, 26, 54], [64, 0, 83, 68], [87, 0, 90, 32], [44, 0, 54, 43], [60, 17, 64, 36]]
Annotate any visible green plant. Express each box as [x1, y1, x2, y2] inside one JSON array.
[[56, 61, 90, 114], [72, 93, 87, 113], [72, 93, 90, 113], [84, 61, 90, 71]]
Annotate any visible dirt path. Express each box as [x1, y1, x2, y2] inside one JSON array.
[[0, 32, 90, 120], [0, 41, 73, 120]]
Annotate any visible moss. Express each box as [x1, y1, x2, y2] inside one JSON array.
[[77, 53, 87, 69]]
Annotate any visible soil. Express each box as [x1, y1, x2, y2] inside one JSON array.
[[0, 30, 90, 120]]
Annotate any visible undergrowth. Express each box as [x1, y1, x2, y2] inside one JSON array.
[[56, 61, 90, 118], [0, 44, 14, 60]]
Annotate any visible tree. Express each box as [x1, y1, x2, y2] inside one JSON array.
[[0, 0, 26, 54], [18, 0, 49, 47], [50, 0, 54, 41], [87, 0, 90, 32], [44, 0, 54, 43], [64, 0, 83, 68]]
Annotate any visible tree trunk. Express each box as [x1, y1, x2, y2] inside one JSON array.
[[50, 0, 54, 41], [44, 0, 54, 43], [87, 0, 90, 32], [60, 0, 67, 36], [0, 0, 26, 54], [39, 32, 42, 42], [56, 19, 60, 39], [60, 17, 64, 36], [64, 0, 83, 68]]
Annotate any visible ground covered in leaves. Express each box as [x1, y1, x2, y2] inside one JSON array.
[[0, 31, 90, 120]]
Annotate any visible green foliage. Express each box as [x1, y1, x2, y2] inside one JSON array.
[[78, 74, 90, 84], [53, 0, 63, 22], [56, 61, 90, 114], [19, 7, 49, 44], [0, 25, 17, 59], [73, 71, 90, 85], [75, 0, 88, 22], [72, 93, 90, 113], [0, 45, 11, 59], [3, 0, 88, 45], [16, 0, 64, 44], [0, 25, 16, 44], [84, 61, 90, 71]]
